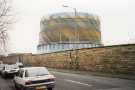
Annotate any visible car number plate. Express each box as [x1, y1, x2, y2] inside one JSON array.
[[36, 86, 46, 90]]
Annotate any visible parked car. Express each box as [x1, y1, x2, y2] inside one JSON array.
[[15, 62, 23, 68], [1, 64, 19, 78], [14, 67, 55, 90]]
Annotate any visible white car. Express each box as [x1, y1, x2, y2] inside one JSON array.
[[15, 62, 23, 68], [14, 67, 55, 90], [1, 64, 19, 78]]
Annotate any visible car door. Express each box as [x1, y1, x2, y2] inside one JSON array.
[[1, 66, 6, 75], [14, 69, 25, 85]]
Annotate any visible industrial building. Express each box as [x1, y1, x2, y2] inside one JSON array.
[[37, 12, 102, 53]]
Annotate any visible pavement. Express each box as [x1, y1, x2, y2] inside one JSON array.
[[0, 70, 135, 90]]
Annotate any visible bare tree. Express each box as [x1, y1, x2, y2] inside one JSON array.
[[0, 0, 12, 54]]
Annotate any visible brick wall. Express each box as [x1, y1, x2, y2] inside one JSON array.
[[2, 44, 135, 75]]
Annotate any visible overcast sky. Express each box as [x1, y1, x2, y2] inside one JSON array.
[[9, 0, 135, 53]]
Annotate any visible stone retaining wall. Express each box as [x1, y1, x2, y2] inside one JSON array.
[[2, 44, 135, 75]]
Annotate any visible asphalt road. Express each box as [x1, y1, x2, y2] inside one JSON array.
[[0, 71, 135, 90]]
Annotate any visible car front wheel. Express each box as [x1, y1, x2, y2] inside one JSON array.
[[2, 73, 6, 78], [47, 88, 53, 90], [14, 84, 19, 90], [14, 81, 19, 90]]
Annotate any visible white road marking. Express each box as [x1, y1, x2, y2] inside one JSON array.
[[64, 79, 92, 87]]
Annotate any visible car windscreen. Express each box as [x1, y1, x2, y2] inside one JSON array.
[[25, 67, 50, 77], [6, 65, 18, 70], [0, 64, 4, 68]]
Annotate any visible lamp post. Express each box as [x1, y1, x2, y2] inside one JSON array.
[[62, 5, 79, 47], [62, 5, 79, 69], [62, 5, 77, 16]]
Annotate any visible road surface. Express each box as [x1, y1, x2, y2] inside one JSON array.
[[0, 71, 135, 90]]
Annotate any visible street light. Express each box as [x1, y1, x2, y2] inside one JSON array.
[[62, 5, 77, 17], [62, 5, 79, 69], [62, 4, 79, 45]]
